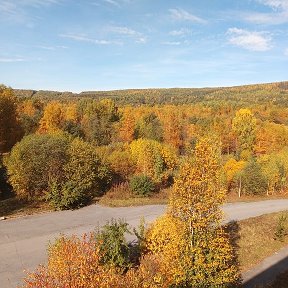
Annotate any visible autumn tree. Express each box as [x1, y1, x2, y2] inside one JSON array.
[[18, 99, 43, 135], [38, 101, 65, 133], [0, 85, 22, 153], [130, 139, 177, 184], [223, 157, 246, 197], [232, 108, 256, 158], [146, 137, 240, 287]]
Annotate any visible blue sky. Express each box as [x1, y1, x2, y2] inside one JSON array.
[[0, 0, 288, 92]]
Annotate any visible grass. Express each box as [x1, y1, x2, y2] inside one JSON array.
[[235, 211, 288, 272], [98, 182, 170, 207], [0, 197, 51, 218]]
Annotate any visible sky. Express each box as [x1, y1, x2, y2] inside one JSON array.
[[0, 0, 288, 92]]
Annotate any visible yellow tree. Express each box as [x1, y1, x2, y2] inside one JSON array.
[[38, 101, 65, 133], [147, 137, 240, 287], [223, 158, 246, 197], [232, 108, 256, 158]]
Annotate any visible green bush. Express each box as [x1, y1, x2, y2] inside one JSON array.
[[129, 175, 155, 197], [5, 133, 70, 199], [47, 180, 89, 210], [95, 219, 131, 269]]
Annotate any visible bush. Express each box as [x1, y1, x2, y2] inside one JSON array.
[[95, 219, 132, 270], [129, 175, 155, 197], [5, 133, 70, 199], [47, 181, 89, 210], [274, 214, 288, 241]]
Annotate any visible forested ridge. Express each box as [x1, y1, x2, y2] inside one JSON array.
[[14, 80, 288, 105], [2, 82, 288, 287]]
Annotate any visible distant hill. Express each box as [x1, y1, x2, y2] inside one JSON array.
[[13, 81, 288, 106]]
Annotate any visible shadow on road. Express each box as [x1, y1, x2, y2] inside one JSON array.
[[242, 255, 288, 288]]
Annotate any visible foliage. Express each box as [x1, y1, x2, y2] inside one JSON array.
[[130, 175, 155, 197], [21, 233, 120, 288], [146, 137, 240, 287], [0, 85, 23, 153], [38, 101, 65, 133], [5, 133, 70, 199], [95, 219, 132, 270], [274, 214, 288, 241], [134, 112, 163, 142], [241, 159, 268, 195], [47, 180, 88, 210], [232, 108, 256, 158], [47, 138, 112, 210], [130, 138, 177, 183]]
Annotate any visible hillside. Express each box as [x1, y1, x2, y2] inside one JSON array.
[[13, 81, 288, 106]]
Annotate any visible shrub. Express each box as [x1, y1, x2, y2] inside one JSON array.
[[129, 175, 155, 197], [95, 219, 132, 270], [5, 133, 70, 199], [47, 181, 89, 210], [274, 214, 288, 241]]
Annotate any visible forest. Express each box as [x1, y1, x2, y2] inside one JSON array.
[[2, 82, 288, 209], [2, 82, 288, 287]]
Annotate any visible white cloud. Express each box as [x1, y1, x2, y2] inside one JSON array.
[[257, 0, 288, 10], [108, 26, 147, 44], [162, 41, 181, 46], [0, 57, 25, 62], [227, 28, 272, 51], [102, 0, 120, 7], [169, 28, 192, 36], [285, 48, 288, 56], [244, 0, 288, 24], [60, 33, 121, 45], [169, 8, 206, 24], [109, 26, 139, 36]]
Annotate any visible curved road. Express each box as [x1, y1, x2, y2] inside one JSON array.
[[1, 199, 288, 287]]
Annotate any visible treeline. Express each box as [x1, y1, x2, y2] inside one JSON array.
[[14, 80, 288, 106], [2, 83, 288, 209]]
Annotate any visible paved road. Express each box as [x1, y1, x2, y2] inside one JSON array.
[[1, 199, 288, 287]]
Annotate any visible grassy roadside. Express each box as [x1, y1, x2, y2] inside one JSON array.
[[236, 211, 288, 272], [0, 197, 51, 218]]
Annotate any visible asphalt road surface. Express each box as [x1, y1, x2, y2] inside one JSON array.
[[1, 199, 288, 287]]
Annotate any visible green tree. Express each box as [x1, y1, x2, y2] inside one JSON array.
[[242, 158, 267, 195], [134, 112, 163, 142]]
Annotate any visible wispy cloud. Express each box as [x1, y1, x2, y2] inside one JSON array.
[[0, 57, 26, 62], [243, 0, 288, 24], [257, 0, 288, 10], [0, 0, 62, 23], [169, 28, 192, 37], [99, 0, 132, 8], [227, 28, 272, 51], [162, 41, 181, 46], [60, 33, 120, 45], [36, 45, 68, 50], [169, 8, 206, 24], [285, 48, 288, 56], [108, 25, 147, 43], [102, 0, 120, 7]]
